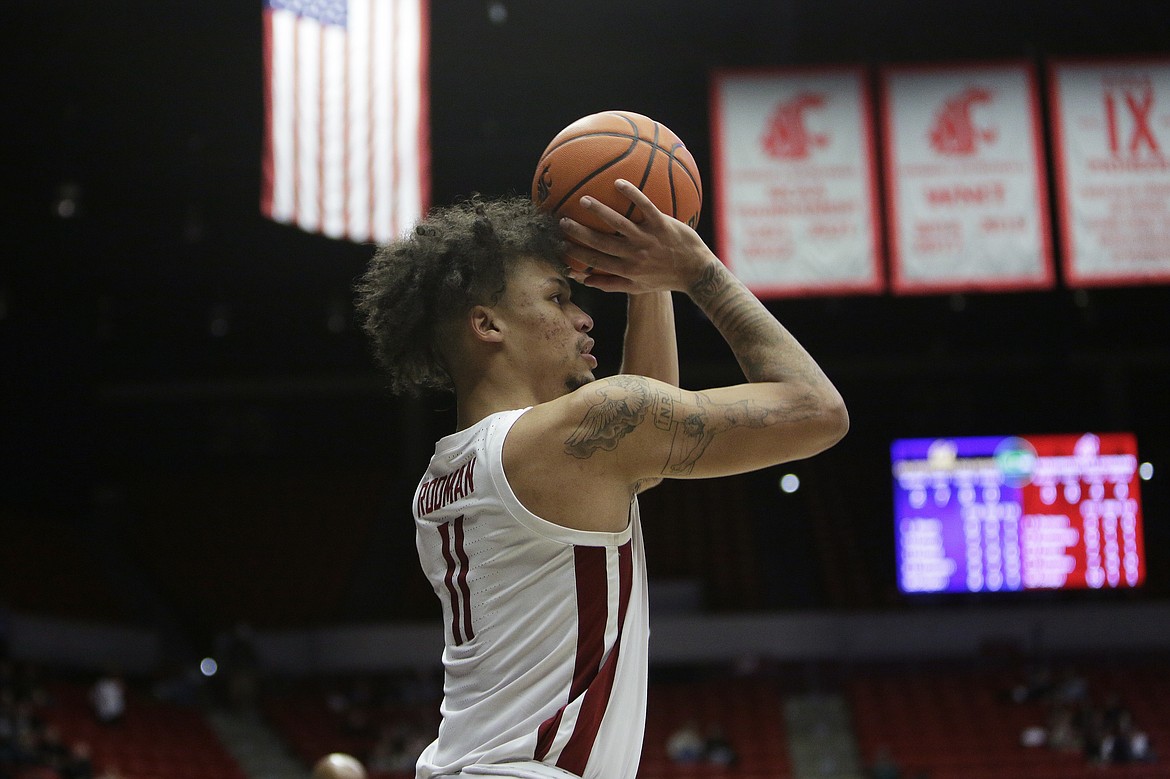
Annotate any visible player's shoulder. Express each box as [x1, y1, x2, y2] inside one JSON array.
[[512, 373, 676, 466], [504, 376, 666, 512], [525, 374, 670, 430]]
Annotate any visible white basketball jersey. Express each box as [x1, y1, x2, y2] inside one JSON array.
[[413, 408, 649, 779]]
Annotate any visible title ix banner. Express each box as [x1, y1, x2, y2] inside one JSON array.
[[1049, 58, 1170, 286], [710, 67, 883, 297], [880, 62, 1054, 294]]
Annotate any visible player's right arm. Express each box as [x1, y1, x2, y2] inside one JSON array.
[[556, 179, 848, 485]]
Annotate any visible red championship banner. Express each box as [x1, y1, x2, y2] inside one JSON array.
[[880, 62, 1053, 294], [1049, 58, 1170, 286], [710, 67, 882, 297]]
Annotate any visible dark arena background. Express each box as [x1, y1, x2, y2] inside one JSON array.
[[3, 2, 1169, 779]]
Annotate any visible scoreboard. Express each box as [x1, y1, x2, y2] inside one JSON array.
[[893, 432, 1146, 594]]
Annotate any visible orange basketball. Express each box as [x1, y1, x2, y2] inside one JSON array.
[[532, 110, 702, 274]]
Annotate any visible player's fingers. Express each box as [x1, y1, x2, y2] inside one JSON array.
[[558, 218, 631, 259], [579, 272, 638, 294], [613, 179, 667, 223], [578, 189, 643, 236], [564, 242, 631, 276]]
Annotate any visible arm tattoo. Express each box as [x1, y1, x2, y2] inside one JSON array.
[[662, 394, 771, 475], [688, 262, 725, 302], [689, 261, 830, 389], [564, 375, 653, 458], [565, 376, 793, 476]]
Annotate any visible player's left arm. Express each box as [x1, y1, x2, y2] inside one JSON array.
[[616, 292, 678, 493], [619, 291, 679, 387]]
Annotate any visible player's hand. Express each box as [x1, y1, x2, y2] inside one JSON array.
[[559, 179, 718, 294]]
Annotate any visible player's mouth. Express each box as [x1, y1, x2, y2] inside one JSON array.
[[580, 337, 597, 369]]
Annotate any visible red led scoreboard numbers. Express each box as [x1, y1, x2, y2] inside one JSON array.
[[893, 433, 1146, 595]]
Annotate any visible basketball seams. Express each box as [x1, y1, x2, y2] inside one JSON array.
[[667, 150, 678, 219], [539, 136, 702, 203], [533, 110, 702, 246], [627, 122, 661, 221], [547, 136, 641, 216], [538, 133, 682, 160]]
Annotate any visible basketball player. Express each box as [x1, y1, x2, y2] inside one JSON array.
[[355, 179, 848, 779]]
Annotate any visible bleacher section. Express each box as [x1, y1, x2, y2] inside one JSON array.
[[40, 679, 247, 779], [846, 659, 1166, 779], [5, 656, 1166, 779], [640, 674, 793, 779]]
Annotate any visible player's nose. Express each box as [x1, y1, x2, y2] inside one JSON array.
[[573, 304, 593, 333]]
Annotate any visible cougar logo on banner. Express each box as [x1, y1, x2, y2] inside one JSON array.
[[760, 92, 829, 160], [928, 86, 998, 156]]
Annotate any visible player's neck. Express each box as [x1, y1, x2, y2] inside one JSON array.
[[454, 375, 545, 432]]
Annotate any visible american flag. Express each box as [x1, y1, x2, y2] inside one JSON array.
[[262, 0, 429, 243]]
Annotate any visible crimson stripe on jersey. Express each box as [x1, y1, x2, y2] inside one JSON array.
[[555, 541, 633, 775], [569, 546, 609, 696], [453, 515, 475, 642], [437, 521, 463, 645], [533, 544, 609, 761]]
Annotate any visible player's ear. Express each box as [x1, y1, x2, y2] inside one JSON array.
[[468, 304, 504, 344]]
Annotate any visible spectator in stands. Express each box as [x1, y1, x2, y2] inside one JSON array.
[[325, 676, 377, 740], [1045, 704, 1081, 753], [0, 602, 11, 660], [665, 720, 704, 764], [703, 723, 738, 767], [1126, 726, 1154, 763], [10, 727, 43, 774], [369, 721, 428, 774], [369, 723, 401, 772], [1008, 662, 1053, 704], [1019, 723, 1046, 748], [868, 745, 901, 779], [396, 667, 441, 707], [1, 661, 44, 710], [36, 725, 69, 769], [1109, 710, 1154, 765], [1101, 691, 1130, 732], [151, 661, 202, 707], [58, 741, 94, 779], [312, 752, 367, 779], [1052, 665, 1088, 706], [0, 691, 16, 765], [89, 671, 125, 725], [1081, 708, 1109, 764], [215, 622, 260, 712]]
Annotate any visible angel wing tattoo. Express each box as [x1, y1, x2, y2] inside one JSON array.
[[564, 375, 653, 458], [564, 375, 779, 475]]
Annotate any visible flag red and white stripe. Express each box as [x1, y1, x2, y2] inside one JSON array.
[[262, 0, 429, 244]]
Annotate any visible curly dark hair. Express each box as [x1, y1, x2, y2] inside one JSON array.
[[354, 195, 567, 395]]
